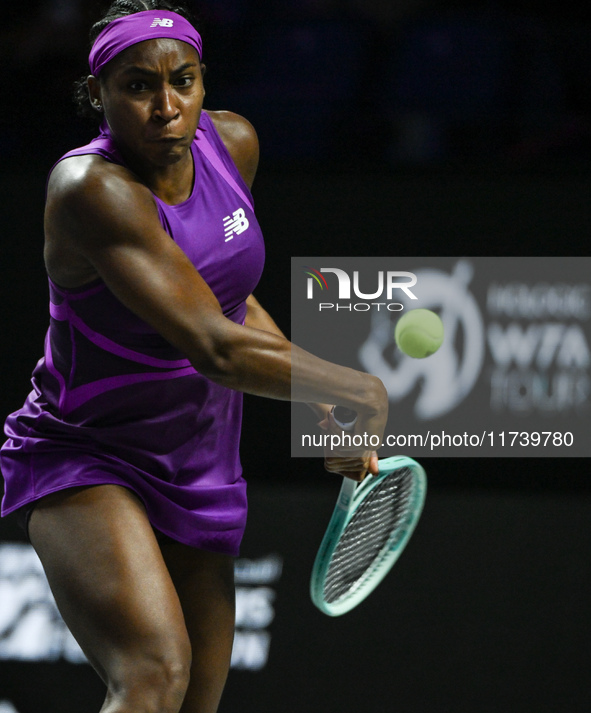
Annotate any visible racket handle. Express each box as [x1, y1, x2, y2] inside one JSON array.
[[331, 406, 358, 430]]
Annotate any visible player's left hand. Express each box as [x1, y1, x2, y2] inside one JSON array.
[[323, 452, 379, 481], [318, 409, 379, 481]]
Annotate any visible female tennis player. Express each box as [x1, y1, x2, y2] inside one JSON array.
[[0, 2, 387, 712]]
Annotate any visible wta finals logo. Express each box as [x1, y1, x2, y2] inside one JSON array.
[[358, 261, 484, 419]]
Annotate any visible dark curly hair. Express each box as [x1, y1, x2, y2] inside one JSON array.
[[73, 0, 199, 121]]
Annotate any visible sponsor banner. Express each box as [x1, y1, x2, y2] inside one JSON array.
[[292, 257, 591, 456]]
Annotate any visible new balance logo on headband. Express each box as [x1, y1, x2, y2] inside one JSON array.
[[150, 18, 174, 27]]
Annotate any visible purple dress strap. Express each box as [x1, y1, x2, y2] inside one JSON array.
[[195, 129, 254, 212]]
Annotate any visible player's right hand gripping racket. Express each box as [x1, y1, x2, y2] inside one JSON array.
[[310, 407, 427, 616]]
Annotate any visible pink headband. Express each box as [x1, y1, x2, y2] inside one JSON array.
[[89, 10, 203, 76]]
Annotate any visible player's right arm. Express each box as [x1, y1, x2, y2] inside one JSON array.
[[44, 156, 388, 458]]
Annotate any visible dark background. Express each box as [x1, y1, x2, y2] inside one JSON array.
[[1, 1, 590, 711]]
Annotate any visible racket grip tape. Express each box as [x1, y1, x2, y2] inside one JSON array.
[[331, 406, 358, 430]]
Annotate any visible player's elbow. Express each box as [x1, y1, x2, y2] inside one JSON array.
[[193, 344, 237, 383], [185, 322, 248, 385]]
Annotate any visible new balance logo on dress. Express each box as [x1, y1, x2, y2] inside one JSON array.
[[223, 209, 249, 242], [150, 18, 174, 27]]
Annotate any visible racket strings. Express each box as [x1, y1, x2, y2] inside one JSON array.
[[323, 468, 414, 604]]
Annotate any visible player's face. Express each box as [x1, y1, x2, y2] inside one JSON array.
[[91, 39, 205, 171]]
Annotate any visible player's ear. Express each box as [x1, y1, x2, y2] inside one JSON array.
[[87, 75, 103, 113], [200, 63, 207, 77]]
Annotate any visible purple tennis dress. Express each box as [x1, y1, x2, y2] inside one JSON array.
[[0, 111, 265, 556]]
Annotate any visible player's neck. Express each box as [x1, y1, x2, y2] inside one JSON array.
[[123, 148, 195, 205]]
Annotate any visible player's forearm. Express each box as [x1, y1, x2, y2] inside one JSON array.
[[191, 321, 386, 418], [290, 344, 387, 418], [244, 294, 286, 337]]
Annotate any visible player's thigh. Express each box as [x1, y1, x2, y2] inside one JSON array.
[[160, 540, 236, 713], [28, 484, 191, 685]]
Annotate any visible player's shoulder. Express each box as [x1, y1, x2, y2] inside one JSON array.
[[205, 109, 258, 150], [47, 154, 151, 214], [205, 109, 259, 188]]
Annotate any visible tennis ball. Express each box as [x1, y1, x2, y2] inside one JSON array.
[[394, 309, 444, 359]]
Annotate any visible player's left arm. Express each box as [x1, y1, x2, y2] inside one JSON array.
[[245, 293, 332, 422], [211, 111, 334, 431], [211, 110, 332, 408], [244, 293, 285, 335]]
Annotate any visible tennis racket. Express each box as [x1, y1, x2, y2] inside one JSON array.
[[310, 406, 427, 616]]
